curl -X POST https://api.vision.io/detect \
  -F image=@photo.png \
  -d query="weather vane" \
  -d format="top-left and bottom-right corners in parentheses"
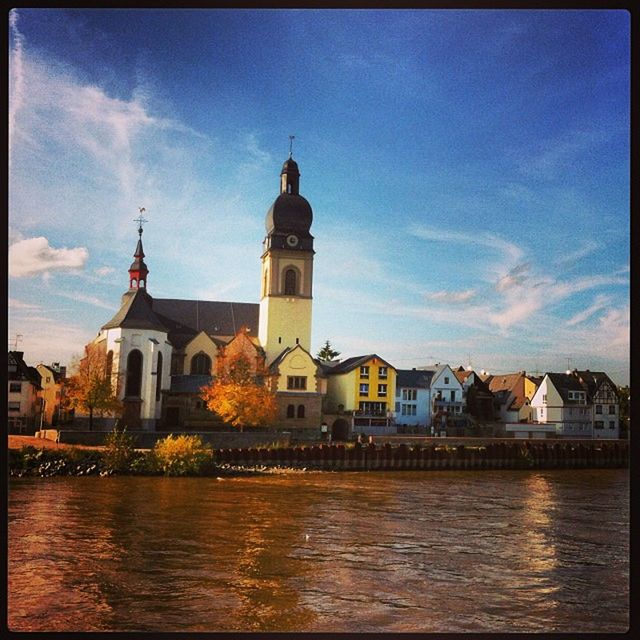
top-left (289, 134), bottom-right (295, 158)
top-left (134, 207), bottom-right (148, 235)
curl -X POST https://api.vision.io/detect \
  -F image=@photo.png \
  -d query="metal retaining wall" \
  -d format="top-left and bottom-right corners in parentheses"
top-left (213, 441), bottom-right (629, 471)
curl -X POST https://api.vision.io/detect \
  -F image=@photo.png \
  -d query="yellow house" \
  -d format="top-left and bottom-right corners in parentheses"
top-left (324, 354), bottom-right (397, 431)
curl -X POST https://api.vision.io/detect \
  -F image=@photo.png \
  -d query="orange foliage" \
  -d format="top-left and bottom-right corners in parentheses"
top-left (200, 336), bottom-right (277, 431)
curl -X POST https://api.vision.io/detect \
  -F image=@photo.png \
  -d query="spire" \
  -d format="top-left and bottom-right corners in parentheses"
top-left (280, 136), bottom-right (300, 195)
top-left (128, 208), bottom-right (149, 290)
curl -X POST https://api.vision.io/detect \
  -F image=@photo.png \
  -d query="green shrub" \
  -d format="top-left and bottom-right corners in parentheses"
top-left (102, 427), bottom-right (137, 473)
top-left (151, 434), bottom-right (213, 476)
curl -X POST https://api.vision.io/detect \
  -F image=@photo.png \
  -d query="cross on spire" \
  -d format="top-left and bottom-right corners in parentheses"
top-left (134, 207), bottom-right (148, 236)
top-left (288, 134), bottom-right (295, 158)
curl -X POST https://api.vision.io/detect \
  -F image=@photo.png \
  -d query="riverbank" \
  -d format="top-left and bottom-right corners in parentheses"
top-left (8, 437), bottom-right (628, 478)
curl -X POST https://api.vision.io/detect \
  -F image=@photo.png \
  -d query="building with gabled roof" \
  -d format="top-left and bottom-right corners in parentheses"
top-left (570, 369), bottom-right (620, 438)
top-left (8, 351), bottom-right (43, 434)
top-left (322, 354), bottom-right (397, 437)
top-left (530, 372), bottom-right (592, 438)
top-left (394, 368), bottom-right (434, 430)
top-left (485, 371), bottom-right (538, 423)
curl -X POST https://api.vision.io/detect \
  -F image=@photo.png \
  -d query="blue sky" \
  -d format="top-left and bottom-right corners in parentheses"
top-left (8, 8), bottom-right (630, 384)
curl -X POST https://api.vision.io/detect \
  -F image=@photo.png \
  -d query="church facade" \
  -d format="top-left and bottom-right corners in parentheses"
top-left (93, 155), bottom-right (326, 431)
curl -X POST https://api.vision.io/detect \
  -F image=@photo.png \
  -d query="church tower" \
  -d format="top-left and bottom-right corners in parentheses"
top-left (258, 153), bottom-right (314, 364)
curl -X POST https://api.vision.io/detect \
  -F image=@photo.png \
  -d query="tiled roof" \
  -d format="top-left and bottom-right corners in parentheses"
top-left (324, 354), bottom-right (394, 375)
top-left (101, 289), bottom-right (169, 332)
top-left (396, 369), bottom-right (435, 389)
top-left (546, 372), bottom-right (587, 403)
top-left (572, 370), bottom-right (616, 400)
top-left (153, 299), bottom-right (259, 349)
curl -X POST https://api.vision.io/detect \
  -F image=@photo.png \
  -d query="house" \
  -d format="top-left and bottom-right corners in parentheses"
top-left (485, 371), bottom-right (538, 423)
top-left (571, 370), bottom-right (620, 439)
top-left (8, 351), bottom-right (43, 434)
top-left (453, 367), bottom-right (495, 422)
top-left (88, 154), bottom-right (326, 431)
top-left (323, 354), bottom-right (397, 438)
top-left (530, 372), bottom-right (592, 438)
top-left (35, 362), bottom-right (69, 427)
top-left (417, 364), bottom-right (465, 432)
top-left (393, 368), bottom-right (434, 431)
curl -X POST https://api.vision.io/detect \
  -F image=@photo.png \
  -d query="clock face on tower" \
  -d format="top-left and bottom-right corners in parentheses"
top-left (286, 234), bottom-right (299, 248)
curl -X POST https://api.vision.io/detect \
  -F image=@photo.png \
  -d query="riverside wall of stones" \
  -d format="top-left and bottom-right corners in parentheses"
top-left (213, 440), bottom-right (629, 471)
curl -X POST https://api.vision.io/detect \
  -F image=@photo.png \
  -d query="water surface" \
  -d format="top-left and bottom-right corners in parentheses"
top-left (8, 469), bottom-right (629, 632)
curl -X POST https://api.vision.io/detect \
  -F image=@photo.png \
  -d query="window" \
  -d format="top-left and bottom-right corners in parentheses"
top-left (609, 421), bottom-right (615, 430)
top-left (297, 405), bottom-right (305, 418)
top-left (444, 377), bottom-right (450, 384)
top-left (191, 353), bottom-right (211, 375)
top-left (125, 350), bottom-right (143, 397)
top-left (609, 405), bottom-right (616, 415)
top-left (594, 421), bottom-right (604, 429)
top-left (287, 376), bottom-right (307, 390)
top-left (284, 269), bottom-right (297, 295)
top-left (46, 376), bottom-right (51, 383)
top-left (402, 389), bottom-right (417, 401)
top-left (595, 405), bottom-right (602, 414)
top-left (542, 394), bottom-right (547, 404)
top-left (106, 350), bottom-right (114, 380)
top-left (378, 384), bottom-right (387, 396)
top-left (9, 401), bottom-right (21, 412)
top-left (379, 366), bottom-right (388, 379)
top-left (359, 383), bottom-right (369, 396)
top-left (9, 364), bottom-right (17, 373)
top-left (450, 390), bottom-right (456, 402)
top-left (9, 382), bottom-right (21, 393)
top-left (287, 405), bottom-right (295, 418)
top-left (360, 366), bottom-right (369, 378)
top-left (395, 402), bottom-right (400, 412)
top-left (156, 352), bottom-right (163, 402)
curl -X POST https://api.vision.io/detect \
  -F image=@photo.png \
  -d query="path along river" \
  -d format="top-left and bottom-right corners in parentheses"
top-left (8, 469), bottom-right (629, 632)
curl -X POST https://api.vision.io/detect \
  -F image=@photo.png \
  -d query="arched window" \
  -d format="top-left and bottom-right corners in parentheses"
top-left (106, 350), bottom-right (113, 381)
top-left (156, 352), bottom-right (163, 402)
top-left (287, 404), bottom-right (295, 419)
top-left (284, 269), bottom-right (297, 295)
top-left (125, 349), bottom-right (143, 397)
top-left (297, 405), bottom-right (305, 419)
top-left (191, 352), bottom-right (212, 375)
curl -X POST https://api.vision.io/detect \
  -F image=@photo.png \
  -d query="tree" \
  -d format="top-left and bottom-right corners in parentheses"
top-left (200, 352), bottom-right (277, 432)
top-left (316, 340), bottom-right (340, 362)
top-left (65, 343), bottom-right (122, 431)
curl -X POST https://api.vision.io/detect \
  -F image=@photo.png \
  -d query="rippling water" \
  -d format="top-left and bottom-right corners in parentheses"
top-left (8, 469), bottom-right (628, 632)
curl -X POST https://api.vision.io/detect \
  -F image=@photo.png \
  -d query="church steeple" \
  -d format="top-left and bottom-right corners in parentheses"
top-left (128, 210), bottom-right (149, 290)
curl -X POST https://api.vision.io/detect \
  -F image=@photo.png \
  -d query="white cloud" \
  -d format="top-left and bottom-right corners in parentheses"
top-left (95, 266), bottom-right (116, 277)
top-left (9, 236), bottom-right (89, 278)
top-left (8, 298), bottom-right (41, 311)
top-left (566, 295), bottom-right (611, 326)
top-left (495, 263), bottom-right (531, 292)
top-left (425, 289), bottom-right (476, 304)
top-left (54, 290), bottom-right (115, 311)
top-left (555, 240), bottom-right (599, 266)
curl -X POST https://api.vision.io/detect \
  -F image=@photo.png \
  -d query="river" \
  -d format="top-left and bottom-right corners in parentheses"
top-left (8, 469), bottom-right (629, 632)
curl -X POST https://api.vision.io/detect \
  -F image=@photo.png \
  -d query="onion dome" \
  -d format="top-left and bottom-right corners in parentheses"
top-left (265, 156), bottom-right (313, 235)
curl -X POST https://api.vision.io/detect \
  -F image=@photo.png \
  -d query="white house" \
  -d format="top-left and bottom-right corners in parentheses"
top-left (417, 364), bottom-right (465, 431)
top-left (530, 372), bottom-right (592, 438)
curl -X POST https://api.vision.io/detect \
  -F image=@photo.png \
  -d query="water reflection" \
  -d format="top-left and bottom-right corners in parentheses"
top-left (8, 470), bottom-right (628, 633)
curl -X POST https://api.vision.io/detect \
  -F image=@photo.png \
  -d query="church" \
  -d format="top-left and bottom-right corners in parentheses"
top-left (94, 154), bottom-right (327, 431)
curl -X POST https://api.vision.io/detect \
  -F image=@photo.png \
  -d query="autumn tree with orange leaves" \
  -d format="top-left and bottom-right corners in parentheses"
top-left (200, 351), bottom-right (277, 432)
top-left (65, 342), bottom-right (122, 431)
